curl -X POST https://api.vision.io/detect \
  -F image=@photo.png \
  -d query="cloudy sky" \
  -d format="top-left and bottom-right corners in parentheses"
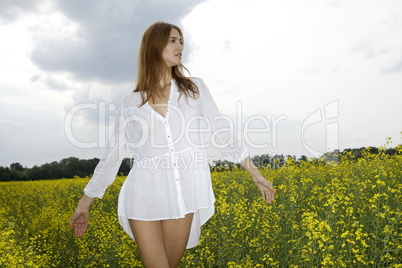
top-left (1, 0), bottom-right (401, 168)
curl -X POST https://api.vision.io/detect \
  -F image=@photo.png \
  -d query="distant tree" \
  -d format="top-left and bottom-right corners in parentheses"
top-left (271, 154), bottom-right (285, 169)
top-left (0, 166), bottom-right (11, 181)
top-left (298, 155), bottom-right (308, 162)
top-left (252, 154), bottom-right (272, 167)
top-left (212, 159), bottom-right (223, 172)
top-left (27, 165), bottom-right (41, 181)
top-left (85, 158), bottom-right (100, 175)
top-left (10, 162), bottom-right (23, 172)
top-left (10, 169), bottom-right (24, 181)
top-left (385, 148), bottom-right (396, 155)
top-left (119, 158), bottom-right (134, 175)
top-left (251, 156), bottom-right (262, 167)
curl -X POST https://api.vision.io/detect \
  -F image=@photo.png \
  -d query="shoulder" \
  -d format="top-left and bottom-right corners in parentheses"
top-left (189, 77), bottom-right (209, 96)
top-left (189, 77), bottom-right (205, 87)
top-left (120, 91), bottom-right (143, 108)
top-left (116, 91), bottom-right (142, 109)
top-left (188, 78), bottom-right (215, 104)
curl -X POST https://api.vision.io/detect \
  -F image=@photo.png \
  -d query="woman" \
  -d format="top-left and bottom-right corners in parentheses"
top-left (70, 21), bottom-right (275, 268)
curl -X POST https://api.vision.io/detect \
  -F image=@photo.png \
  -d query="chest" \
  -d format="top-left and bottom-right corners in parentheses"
top-left (122, 91), bottom-right (201, 145)
top-left (148, 89), bottom-right (170, 118)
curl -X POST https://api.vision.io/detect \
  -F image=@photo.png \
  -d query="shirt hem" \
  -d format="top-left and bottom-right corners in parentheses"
top-left (119, 211), bottom-right (197, 221)
top-left (118, 203), bottom-right (214, 221)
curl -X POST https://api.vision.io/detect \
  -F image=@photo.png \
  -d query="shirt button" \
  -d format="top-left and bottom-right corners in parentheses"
top-left (170, 148), bottom-right (173, 152)
top-left (164, 122), bottom-right (167, 124)
top-left (168, 135), bottom-right (170, 138)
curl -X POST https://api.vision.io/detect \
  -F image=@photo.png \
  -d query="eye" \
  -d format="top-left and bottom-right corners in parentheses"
top-left (170, 39), bottom-right (175, 43)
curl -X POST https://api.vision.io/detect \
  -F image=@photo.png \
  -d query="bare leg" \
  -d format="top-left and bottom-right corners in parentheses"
top-left (162, 213), bottom-right (194, 268)
top-left (129, 213), bottom-right (194, 268)
top-left (129, 219), bottom-right (170, 268)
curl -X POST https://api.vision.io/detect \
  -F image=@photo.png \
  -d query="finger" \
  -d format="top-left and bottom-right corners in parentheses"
top-left (78, 224), bottom-right (85, 238)
top-left (81, 224), bottom-right (87, 237)
top-left (80, 223), bottom-right (87, 237)
top-left (76, 225), bottom-right (80, 238)
top-left (76, 224), bottom-right (81, 238)
top-left (77, 223), bottom-right (84, 238)
top-left (270, 185), bottom-right (276, 193)
top-left (269, 188), bottom-right (275, 203)
top-left (265, 191), bottom-right (271, 204)
top-left (261, 190), bottom-right (266, 202)
top-left (69, 219), bottom-right (73, 230)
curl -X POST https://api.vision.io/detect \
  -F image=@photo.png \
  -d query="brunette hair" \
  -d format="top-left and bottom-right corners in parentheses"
top-left (134, 21), bottom-right (199, 107)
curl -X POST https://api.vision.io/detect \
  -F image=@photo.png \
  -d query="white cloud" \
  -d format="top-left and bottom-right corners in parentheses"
top-left (0, 0), bottom-right (207, 167)
top-left (182, 0), bottom-right (402, 158)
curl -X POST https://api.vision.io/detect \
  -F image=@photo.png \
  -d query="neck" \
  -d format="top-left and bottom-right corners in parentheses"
top-left (160, 67), bottom-right (173, 88)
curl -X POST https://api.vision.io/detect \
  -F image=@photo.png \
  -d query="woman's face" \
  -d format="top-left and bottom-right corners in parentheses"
top-left (162, 28), bottom-right (183, 68)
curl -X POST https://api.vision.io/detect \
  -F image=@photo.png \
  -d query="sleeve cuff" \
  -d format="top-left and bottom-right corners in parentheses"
top-left (83, 188), bottom-right (104, 199)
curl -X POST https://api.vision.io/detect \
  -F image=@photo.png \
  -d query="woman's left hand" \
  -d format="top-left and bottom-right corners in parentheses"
top-left (252, 174), bottom-right (276, 204)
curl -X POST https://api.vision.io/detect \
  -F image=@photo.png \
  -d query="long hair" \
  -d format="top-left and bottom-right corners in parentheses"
top-left (134, 21), bottom-right (199, 107)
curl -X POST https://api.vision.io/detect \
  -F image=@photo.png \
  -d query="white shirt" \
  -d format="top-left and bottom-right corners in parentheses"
top-left (84, 77), bottom-right (249, 248)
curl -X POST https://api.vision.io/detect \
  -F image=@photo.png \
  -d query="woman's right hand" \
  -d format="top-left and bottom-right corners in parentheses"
top-left (70, 208), bottom-right (90, 238)
top-left (69, 194), bottom-right (95, 238)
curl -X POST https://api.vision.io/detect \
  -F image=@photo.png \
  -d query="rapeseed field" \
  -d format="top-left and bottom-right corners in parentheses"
top-left (1, 144), bottom-right (401, 267)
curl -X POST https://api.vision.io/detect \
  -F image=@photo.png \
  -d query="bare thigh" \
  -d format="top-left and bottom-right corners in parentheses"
top-left (129, 219), bottom-right (169, 268)
top-left (129, 213), bottom-right (194, 268)
top-left (162, 213), bottom-right (194, 267)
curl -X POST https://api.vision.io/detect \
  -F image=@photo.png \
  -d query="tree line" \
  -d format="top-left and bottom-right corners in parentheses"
top-left (0, 157), bottom-right (133, 182)
top-left (214, 146), bottom-right (399, 172)
top-left (0, 146), bottom-right (399, 182)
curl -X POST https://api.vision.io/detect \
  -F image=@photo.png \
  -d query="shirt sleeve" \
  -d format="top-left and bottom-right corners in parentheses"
top-left (195, 78), bottom-right (250, 164)
top-left (84, 103), bottom-right (127, 199)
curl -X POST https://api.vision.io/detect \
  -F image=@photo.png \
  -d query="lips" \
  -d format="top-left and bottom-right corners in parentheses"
top-left (176, 53), bottom-right (182, 57)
